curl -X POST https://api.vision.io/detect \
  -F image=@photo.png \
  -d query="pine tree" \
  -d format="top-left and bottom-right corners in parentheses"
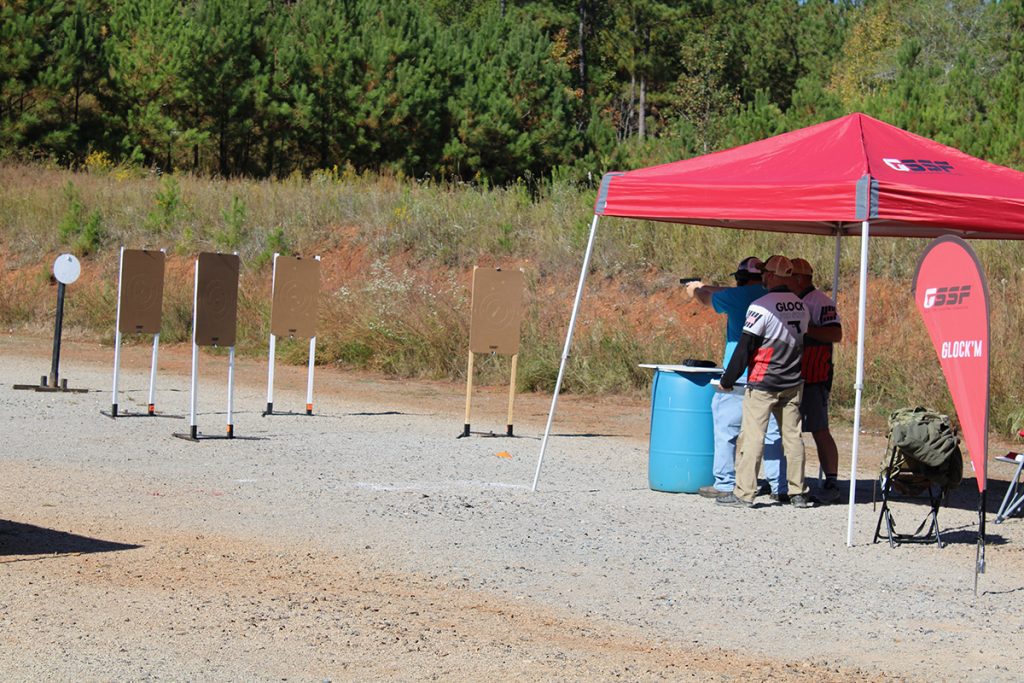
top-left (0, 1), bottom-right (63, 153)
top-left (36, 0), bottom-right (107, 161)
top-left (274, 0), bottom-right (360, 174)
top-left (347, 0), bottom-right (452, 177)
top-left (443, 7), bottom-right (581, 184)
top-left (176, 0), bottom-right (271, 176)
top-left (105, 0), bottom-right (198, 170)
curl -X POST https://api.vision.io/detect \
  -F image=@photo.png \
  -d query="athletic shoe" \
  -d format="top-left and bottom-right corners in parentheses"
top-left (715, 492), bottom-right (753, 508)
top-left (790, 493), bottom-right (815, 509)
top-left (698, 485), bottom-right (730, 499)
top-left (816, 485), bottom-right (841, 504)
top-left (769, 492), bottom-right (790, 504)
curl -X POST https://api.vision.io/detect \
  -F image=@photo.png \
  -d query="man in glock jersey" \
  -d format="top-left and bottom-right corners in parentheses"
top-left (687, 257), bottom-right (787, 501)
top-left (791, 258), bottom-right (843, 504)
top-left (716, 255), bottom-right (813, 509)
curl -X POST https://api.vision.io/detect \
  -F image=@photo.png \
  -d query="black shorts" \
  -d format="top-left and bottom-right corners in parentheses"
top-left (800, 383), bottom-right (830, 433)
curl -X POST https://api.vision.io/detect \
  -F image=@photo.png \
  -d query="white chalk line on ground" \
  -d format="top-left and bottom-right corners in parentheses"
top-left (349, 480), bottom-right (528, 492)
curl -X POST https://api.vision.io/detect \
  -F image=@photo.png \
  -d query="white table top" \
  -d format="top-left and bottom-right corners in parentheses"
top-left (638, 364), bottom-right (724, 374)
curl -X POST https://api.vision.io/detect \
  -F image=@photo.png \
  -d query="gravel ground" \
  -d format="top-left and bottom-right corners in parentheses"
top-left (2, 333), bottom-right (1023, 682)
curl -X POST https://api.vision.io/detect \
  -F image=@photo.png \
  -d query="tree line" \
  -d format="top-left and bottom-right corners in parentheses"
top-left (3, 0), bottom-right (1024, 183)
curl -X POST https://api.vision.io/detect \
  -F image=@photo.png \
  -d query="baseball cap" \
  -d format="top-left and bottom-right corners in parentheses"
top-left (791, 258), bottom-right (813, 276)
top-left (731, 256), bottom-right (763, 277)
top-left (763, 255), bottom-right (794, 277)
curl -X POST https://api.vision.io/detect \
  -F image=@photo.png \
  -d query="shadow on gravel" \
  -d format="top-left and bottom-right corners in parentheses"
top-left (927, 527), bottom-right (1008, 546)
top-left (552, 432), bottom-right (622, 438)
top-left (347, 410), bottom-right (408, 416)
top-left (261, 410), bottom-right (416, 417)
top-left (0, 520), bottom-right (140, 559)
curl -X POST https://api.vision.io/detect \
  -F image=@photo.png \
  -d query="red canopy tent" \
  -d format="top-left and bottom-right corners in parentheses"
top-left (531, 112), bottom-right (1024, 545)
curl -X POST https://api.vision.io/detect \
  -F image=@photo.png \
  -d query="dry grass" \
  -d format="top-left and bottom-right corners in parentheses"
top-left (3, 162), bottom-right (1024, 435)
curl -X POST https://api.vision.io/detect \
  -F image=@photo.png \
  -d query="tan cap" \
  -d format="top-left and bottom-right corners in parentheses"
top-left (790, 258), bottom-right (813, 276)
top-left (763, 255), bottom-right (794, 277)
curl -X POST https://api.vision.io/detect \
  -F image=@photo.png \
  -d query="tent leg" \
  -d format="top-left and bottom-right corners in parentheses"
top-left (532, 214), bottom-right (601, 491)
top-left (846, 220), bottom-right (871, 546)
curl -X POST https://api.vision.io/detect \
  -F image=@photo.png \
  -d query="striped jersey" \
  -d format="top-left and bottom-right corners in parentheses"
top-left (742, 290), bottom-right (810, 391)
top-left (800, 287), bottom-right (841, 385)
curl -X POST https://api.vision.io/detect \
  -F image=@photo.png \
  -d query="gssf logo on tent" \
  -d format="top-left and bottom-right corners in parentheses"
top-left (923, 284), bottom-right (971, 309)
top-left (883, 158), bottom-right (954, 173)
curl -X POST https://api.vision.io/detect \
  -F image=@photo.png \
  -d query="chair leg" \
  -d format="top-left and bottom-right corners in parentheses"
top-left (995, 460), bottom-right (1024, 524)
top-left (875, 477), bottom-right (945, 548)
top-left (874, 474), bottom-right (898, 548)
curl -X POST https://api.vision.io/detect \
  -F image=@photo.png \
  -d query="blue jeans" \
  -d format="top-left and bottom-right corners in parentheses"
top-left (711, 390), bottom-right (786, 493)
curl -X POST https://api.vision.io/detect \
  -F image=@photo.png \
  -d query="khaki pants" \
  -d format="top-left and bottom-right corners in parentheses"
top-left (734, 385), bottom-right (807, 502)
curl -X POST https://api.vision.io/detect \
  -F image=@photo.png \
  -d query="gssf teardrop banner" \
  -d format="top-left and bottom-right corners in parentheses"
top-left (912, 235), bottom-right (990, 494)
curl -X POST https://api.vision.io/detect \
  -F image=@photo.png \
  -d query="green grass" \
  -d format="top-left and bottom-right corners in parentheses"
top-left (3, 162), bottom-right (1024, 437)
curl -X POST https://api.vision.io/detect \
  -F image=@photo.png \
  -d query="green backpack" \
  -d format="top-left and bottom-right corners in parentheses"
top-left (882, 407), bottom-right (964, 490)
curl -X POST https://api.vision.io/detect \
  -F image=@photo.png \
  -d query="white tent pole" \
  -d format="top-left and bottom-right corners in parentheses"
top-left (532, 214), bottom-right (601, 491)
top-left (846, 220), bottom-right (871, 547)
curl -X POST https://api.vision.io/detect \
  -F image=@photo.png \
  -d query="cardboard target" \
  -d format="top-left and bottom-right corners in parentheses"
top-left (270, 256), bottom-right (320, 339)
top-left (118, 249), bottom-right (165, 334)
top-left (195, 252), bottom-right (240, 347)
top-left (469, 267), bottom-right (524, 355)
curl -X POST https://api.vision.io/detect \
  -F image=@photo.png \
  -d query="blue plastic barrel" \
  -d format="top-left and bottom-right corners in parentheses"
top-left (648, 369), bottom-right (718, 493)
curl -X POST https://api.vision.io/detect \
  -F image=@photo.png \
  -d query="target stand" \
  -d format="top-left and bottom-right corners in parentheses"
top-left (459, 267), bottom-right (525, 439)
top-left (14, 254), bottom-right (89, 394)
top-left (173, 252), bottom-right (241, 441)
top-left (103, 248), bottom-right (166, 418)
top-left (263, 254), bottom-right (321, 417)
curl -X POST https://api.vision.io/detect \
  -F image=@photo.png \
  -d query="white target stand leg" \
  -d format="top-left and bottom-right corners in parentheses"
top-left (306, 335), bottom-right (316, 415)
top-left (306, 254), bottom-right (320, 416)
top-left (506, 353), bottom-right (518, 437)
top-left (176, 251), bottom-right (239, 442)
top-left (187, 341), bottom-right (199, 439)
top-left (226, 346), bottom-right (236, 438)
top-left (265, 332), bottom-right (277, 415)
top-left (186, 261), bottom-right (200, 440)
top-left (111, 329), bottom-right (123, 417)
top-left (108, 247), bottom-right (126, 418)
top-left (148, 333), bottom-right (160, 415)
top-left (460, 350), bottom-right (475, 438)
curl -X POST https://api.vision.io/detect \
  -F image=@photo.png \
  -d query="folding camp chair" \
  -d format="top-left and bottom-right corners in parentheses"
top-left (994, 450), bottom-right (1024, 524)
top-left (874, 454), bottom-right (946, 547)
top-left (873, 408), bottom-right (963, 549)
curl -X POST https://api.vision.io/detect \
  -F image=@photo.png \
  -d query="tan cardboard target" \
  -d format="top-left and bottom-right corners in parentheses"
top-left (270, 256), bottom-right (320, 339)
top-left (195, 252), bottom-right (240, 347)
top-left (118, 249), bottom-right (166, 334)
top-left (469, 267), bottom-right (524, 355)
